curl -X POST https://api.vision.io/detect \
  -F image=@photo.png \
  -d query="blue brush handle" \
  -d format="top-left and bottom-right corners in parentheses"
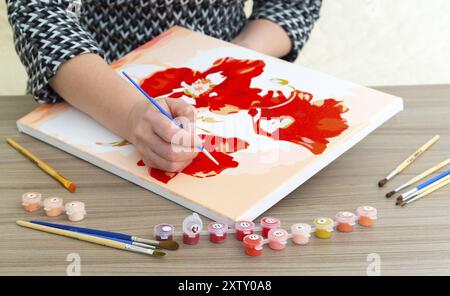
top-left (122, 71), bottom-right (206, 152)
top-left (122, 71), bottom-right (177, 123)
top-left (30, 220), bottom-right (132, 241)
top-left (416, 169), bottom-right (450, 190)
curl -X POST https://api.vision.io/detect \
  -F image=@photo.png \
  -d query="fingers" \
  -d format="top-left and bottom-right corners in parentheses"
top-left (136, 142), bottom-right (192, 172)
top-left (166, 98), bottom-right (196, 123)
top-left (150, 111), bottom-right (203, 148)
top-left (148, 129), bottom-right (198, 162)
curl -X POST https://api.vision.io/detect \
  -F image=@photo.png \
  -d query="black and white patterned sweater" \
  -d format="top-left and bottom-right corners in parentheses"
top-left (7, 0), bottom-right (322, 103)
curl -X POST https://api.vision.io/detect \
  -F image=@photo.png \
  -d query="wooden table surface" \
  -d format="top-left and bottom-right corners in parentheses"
top-left (1, 85), bottom-right (449, 276)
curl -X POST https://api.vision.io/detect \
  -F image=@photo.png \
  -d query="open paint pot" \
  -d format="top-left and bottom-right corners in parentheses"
top-left (267, 228), bottom-right (289, 251)
top-left (43, 197), bottom-right (64, 217)
top-left (290, 223), bottom-right (312, 245)
top-left (243, 234), bottom-right (264, 257)
top-left (65, 201), bottom-right (86, 222)
top-left (260, 217), bottom-right (281, 238)
top-left (154, 224), bottom-right (174, 241)
top-left (356, 206), bottom-right (377, 227)
top-left (22, 192), bottom-right (42, 212)
top-left (182, 213), bottom-right (203, 245)
top-left (234, 220), bottom-right (255, 241)
top-left (313, 217), bottom-right (334, 239)
top-left (208, 222), bottom-right (228, 244)
top-left (335, 211), bottom-right (357, 232)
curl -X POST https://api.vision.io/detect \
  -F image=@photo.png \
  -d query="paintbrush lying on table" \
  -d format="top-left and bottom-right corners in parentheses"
top-left (30, 220), bottom-right (179, 250)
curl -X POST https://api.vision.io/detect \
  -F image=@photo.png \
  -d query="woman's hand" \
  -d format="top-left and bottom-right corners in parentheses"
top-left (127, 98), bottom-right (202, 172)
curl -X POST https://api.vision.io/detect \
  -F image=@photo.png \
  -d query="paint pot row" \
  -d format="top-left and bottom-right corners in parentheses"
top-left (21, 192), bottom-right (86, 222)
top-left (243, 206), bottom-right (378, 256)
top-left (152, 206), bottom-right (377, 248)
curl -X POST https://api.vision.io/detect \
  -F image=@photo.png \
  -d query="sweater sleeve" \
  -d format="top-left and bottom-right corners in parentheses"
top-left (250, 0), bottom-right (322, 62)
top-left (6, 0), bottom-right (103, 103)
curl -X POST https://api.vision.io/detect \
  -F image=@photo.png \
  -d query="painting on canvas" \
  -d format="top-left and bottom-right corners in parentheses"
top-left (17, 26), bottom-right (403, 223)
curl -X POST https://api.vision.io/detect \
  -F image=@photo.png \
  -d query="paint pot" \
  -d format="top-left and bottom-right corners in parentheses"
top-left (182, 213), bottom-right (203, 245)
top-left (65, 201), bottom-right (86, 222)
top-left (313, 217), bottom-right (334, 239)
top-left (290, 223), bottom-right (312, 245)
top-left (243, 234), bottom-right (264, 257)
top-left (22, 192), bottom-right (42, 212)
top-left (335, 211), bottom-right (357, 232)
top-left (356, 206), bottom-right (377, 227)
top-left (208, 222), bottom-right (228, 244)
top-left (153, 224), bottom-right (174, 241)
top-left (43, 197), bottom-right (64, 217)
top-left (234, 220), bottom-right (255, 241)
top-left (267, 228), bottom-right (289, 251)
top-left (260, 217), bottom-right (281, 238)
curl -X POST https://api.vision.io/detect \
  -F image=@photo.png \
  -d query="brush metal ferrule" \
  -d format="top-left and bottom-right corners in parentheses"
top-left (131, 236), bottom-right (159, 246)
top-left (385, 170), bottom-right (398, 181)
top-left (132, 242), bottom-right (156, 249)
top-left (125, 244), bottom-right (156, 256)
top-left (401, 188), bottom-right (417, 199)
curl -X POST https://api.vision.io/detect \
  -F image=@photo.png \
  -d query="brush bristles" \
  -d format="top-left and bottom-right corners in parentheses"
top-left (159, 240), bottom-right (179, 250)
top-left (153, 250), bottom-right (166, 257)
top-left (386, 191), bottom-right (395, 198)
top-left (395, 196), bottom-right (403, 205)
top-left (378, 178), bottom-right (388, 187)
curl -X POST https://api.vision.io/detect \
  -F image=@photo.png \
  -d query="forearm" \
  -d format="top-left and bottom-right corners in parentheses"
top-left (232, 19), bottom-right (292, 58)
top-left (49, 53), bottom-right (144, 141)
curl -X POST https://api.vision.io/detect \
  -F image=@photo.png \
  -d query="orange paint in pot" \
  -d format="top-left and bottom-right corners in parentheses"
top-left (290, 223), bottom-right (312, 245)
top-left (65, 201), bottom-right (86, 222)
top-left (335, 211), bottom-right (357, 232)
top-left (356, 206), bottom-right (377, 227)
top-left (267, 228), bottom-right (289, 251)
top-left (43, 197), bottom-right (64, 217)
top-left (22, 192), bottom-right (42, 212)
top-left (243, 234), bottom-right (264, 256)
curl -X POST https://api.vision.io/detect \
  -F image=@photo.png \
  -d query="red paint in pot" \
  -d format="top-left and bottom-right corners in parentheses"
top-left (234, 220), bottom-right (255, 241)
top-left (183, 233), bottom-right (200, 245)
top-left (260, 217), bottom-right (281, 238)
top-left (208, 222), bottom-right (228, 244)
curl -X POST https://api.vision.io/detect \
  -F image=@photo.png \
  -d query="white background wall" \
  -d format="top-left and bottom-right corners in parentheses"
top-left (1, 0), bottom-right (450, 96)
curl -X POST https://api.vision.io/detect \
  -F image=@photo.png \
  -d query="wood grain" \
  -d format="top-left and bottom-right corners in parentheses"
top-left (0, 85), bottom-right (449, 275)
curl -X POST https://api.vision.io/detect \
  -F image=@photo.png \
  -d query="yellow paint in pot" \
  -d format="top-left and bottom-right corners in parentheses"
top-left (313, 217), bottom-right (334, 239)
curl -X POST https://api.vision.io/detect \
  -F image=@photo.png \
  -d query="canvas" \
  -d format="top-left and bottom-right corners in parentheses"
top-left (17, 26), bottom-right (403, 224)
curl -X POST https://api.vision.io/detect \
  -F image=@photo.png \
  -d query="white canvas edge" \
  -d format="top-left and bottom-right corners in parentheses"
top-left (236, 97), bottom-right (404, 222)
top-left (16, 121), bottom-right (235, 225)
top-left (16, 96), bottom-right (402, 225)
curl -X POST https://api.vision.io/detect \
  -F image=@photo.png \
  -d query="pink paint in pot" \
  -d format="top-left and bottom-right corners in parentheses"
top-left (290, 223), bottom-right (312, 245)
top-left (260, 217), bottom-right (281, 238)
top-left (182, 213), bottom-right (203, 245)
top-left (21, 192), bottom-right (42, 212)
top-left (208, 222), bottom-right (228, 244)
top-left (64, 201), bottom-right (86, 222)
top-left (154, 224), bottom-right (174, 241)
top-left (267, 228), bottom-right (288, 251)
top-left (43, 197), bottom-right (64, 217)
top-left (234, 220), bottom-right (255, 241)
